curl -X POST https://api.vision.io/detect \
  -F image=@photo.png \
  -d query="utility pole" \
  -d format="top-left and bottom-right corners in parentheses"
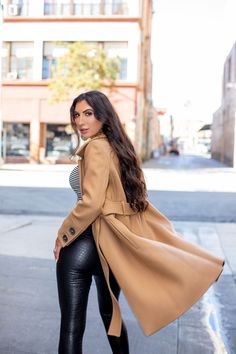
top-left (0, 1), bottom-right (3, 165)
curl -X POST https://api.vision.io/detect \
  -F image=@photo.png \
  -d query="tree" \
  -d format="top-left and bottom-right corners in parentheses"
top-left (48, 42), bottom-right (119, 103)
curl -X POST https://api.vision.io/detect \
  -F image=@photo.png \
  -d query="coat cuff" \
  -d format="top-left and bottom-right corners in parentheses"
top-left (57, 214), bottom-right (80, 246)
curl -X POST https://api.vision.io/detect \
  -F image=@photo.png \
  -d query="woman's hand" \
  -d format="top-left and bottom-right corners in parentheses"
top-left (53, 238), bottom-right (62, 261)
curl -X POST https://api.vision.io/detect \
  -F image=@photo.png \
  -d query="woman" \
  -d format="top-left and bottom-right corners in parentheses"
top-left (54, 90), bottom-right (224, 354)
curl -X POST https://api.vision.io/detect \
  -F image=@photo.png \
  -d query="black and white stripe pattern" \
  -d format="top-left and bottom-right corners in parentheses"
top-left (69, 165), bottom-right (82, 201)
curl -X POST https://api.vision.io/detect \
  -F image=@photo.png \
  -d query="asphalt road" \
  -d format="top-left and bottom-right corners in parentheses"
top-left (0, 153), bottom-right (235, 222)
top-left (0, 186), bottom-right (236, 223)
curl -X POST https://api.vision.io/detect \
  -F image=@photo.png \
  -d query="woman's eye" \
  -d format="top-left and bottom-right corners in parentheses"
top-left (74, 113), bottom-right (79, 119)
top-left (85, 111), bottom-right (93, 116)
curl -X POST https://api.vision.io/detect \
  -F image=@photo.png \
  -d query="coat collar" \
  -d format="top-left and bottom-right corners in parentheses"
top-left (75, 133), bottom-right (107, 158)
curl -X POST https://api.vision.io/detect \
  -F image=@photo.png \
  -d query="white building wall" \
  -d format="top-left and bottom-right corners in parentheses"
top-left (3, 21), bottom-right (140, 82)
top-left (34, 41), bottom-right (44, 81)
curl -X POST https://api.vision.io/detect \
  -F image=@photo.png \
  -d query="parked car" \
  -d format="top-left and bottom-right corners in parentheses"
top-left (168, 139), bottom-right (180, 155)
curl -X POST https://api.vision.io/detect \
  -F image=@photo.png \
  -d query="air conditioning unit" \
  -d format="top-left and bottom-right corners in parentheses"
top-left (6, 71), bottom-right (18, 80)
top-left (8, 4), bottom-right (18, 16)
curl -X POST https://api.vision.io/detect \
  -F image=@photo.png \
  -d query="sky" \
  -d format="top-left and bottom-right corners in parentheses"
top-left (151, 0), bottom-right (236, 122)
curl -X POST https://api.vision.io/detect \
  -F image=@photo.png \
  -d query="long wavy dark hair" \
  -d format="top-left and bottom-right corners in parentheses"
top-left (70, 90), bottom-right (147, 212)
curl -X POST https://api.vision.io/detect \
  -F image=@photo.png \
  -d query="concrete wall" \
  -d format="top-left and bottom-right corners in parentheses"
top-left (211, 107), bottom-right (223, 162)
top-left (212, 42), bottom-right (236, 167)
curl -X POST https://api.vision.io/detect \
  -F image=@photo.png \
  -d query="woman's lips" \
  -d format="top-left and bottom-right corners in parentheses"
top-left (80, 129), bottom-right (88, 134)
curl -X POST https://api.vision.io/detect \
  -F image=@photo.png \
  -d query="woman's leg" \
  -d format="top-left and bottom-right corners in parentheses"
top-left (94, 270), bottom-right (129, 354)
top-left (56, 228), bottom-right (98, 354)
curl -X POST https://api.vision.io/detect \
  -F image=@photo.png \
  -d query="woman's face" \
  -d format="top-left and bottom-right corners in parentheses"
top-left (73, 100), bottom-right (103, 139)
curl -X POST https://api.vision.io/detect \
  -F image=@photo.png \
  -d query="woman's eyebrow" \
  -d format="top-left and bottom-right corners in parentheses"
top-left (74, 108), bottom-right (93, 115)
top-left (82, 108), bottom-right (93, 113)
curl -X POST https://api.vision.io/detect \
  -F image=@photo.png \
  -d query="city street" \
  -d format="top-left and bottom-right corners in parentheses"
top-left (0, 154), bottom-right (236, 222)
top-left (0, 153), bottom-right (236, 354)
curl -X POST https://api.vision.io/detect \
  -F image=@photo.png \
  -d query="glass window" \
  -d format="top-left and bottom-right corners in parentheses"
top-left (42, 41), bottom-right (127, 81)
top-left (74, 0), bottom-right (100, 15)
top-left (1, 43), bottom-right (9, 80)
top-left (104, 0), bottom-right (128, 15)
top-left (44, 0), bottom-right (71, 15)
top-left (228, 57), bottom-right (231, 83)
top-left (4, 123), bottom-right (30, 157)
top-left (43, 42), bottom-right (69, 79)
top-left (6, 0), bottom-right (29, 16)
top-left (103, 42), bottom-right (128, 80)
top-left (46, 124), bottom-right (75, 159)
top-left (112, 0), bottom-right (128, 15)
top-left (2, 42), bottom-right (34, 80)
top-left (43, 1), bottom-right (128, 16)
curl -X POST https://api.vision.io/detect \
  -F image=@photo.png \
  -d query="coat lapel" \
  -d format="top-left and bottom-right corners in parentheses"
top-left (75, 134), bottom-right (107, 158)
top-left (75, 134), bottom-right (107, 194)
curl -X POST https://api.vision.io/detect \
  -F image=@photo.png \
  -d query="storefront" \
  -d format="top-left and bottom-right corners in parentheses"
top-left (1, 121), bottom-right (79, 163)
top-left (1, 83), bottom-right (137, 164)
top-left (45, 123), bottom-right (77, 162)
top-left (2, 122), bottom-right (30, 162)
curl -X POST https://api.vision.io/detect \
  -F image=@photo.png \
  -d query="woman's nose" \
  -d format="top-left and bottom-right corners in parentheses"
top-left (77, 114), bottom-right (86, 126)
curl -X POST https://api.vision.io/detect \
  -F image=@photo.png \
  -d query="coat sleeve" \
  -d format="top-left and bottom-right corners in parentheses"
top-left (57, 139), bottom-right (111, 247)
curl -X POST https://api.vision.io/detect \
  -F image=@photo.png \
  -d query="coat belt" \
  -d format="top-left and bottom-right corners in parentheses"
top-left (102, 200), bottom-right (137, 216)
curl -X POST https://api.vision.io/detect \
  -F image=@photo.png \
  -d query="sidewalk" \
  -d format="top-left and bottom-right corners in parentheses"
top-left (0, 215), bottom-right (235, 354)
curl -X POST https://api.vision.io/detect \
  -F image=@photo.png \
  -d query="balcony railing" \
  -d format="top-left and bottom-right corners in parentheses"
top-left (44, 2), bottom-right (129, 16)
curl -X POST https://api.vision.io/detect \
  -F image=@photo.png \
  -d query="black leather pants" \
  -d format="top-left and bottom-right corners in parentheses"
top-left (56, 225), bottom-right (129, 354)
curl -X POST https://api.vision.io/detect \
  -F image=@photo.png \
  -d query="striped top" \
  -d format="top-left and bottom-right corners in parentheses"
top-left (69, 165), bottom-right (82, 201)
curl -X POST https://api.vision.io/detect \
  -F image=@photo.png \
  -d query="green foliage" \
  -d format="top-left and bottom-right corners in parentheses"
top-left (48, 42), bottom-right (119, 103)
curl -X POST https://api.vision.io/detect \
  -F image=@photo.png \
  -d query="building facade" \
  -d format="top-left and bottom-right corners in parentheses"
top-left (1, 0), bottom-right (155, 163)
top-left (212, 42), bottom-right (236, 167)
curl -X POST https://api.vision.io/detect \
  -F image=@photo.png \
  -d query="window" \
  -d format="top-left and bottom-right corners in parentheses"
top-left (44, 0), bottom-right (71, 15)
top-left (4, 123), bottom-right (30, 157)
top-left (1, 43), bottom-right (9, 80)
top-left (103, 42), bottom-right (128, 80)
top-left (43, 42), bottom-right (69, 79)
top-left (73, 0), bottom-right (100, 15)
top-left (42, 41), bottom-right (127, 80)
top-left (46, 124), bottom-right (74, 159)
top-left (104, 0), bottom-right (128, 15)
top-left (44, 0), bottom-right (128, 16)
top-left (2, 42), bottom-right (34, 80)
top-left (6, 0), bottom-right (29, 16)
top-left (227, 57), bottom-right (232, 83)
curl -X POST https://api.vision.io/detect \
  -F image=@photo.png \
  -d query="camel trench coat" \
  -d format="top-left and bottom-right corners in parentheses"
top-left (57, 134), bottom-right (224, 337)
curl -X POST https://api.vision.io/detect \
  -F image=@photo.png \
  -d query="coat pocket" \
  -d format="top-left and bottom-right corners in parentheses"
top-left (105, 215), bottom-right (139, 249)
